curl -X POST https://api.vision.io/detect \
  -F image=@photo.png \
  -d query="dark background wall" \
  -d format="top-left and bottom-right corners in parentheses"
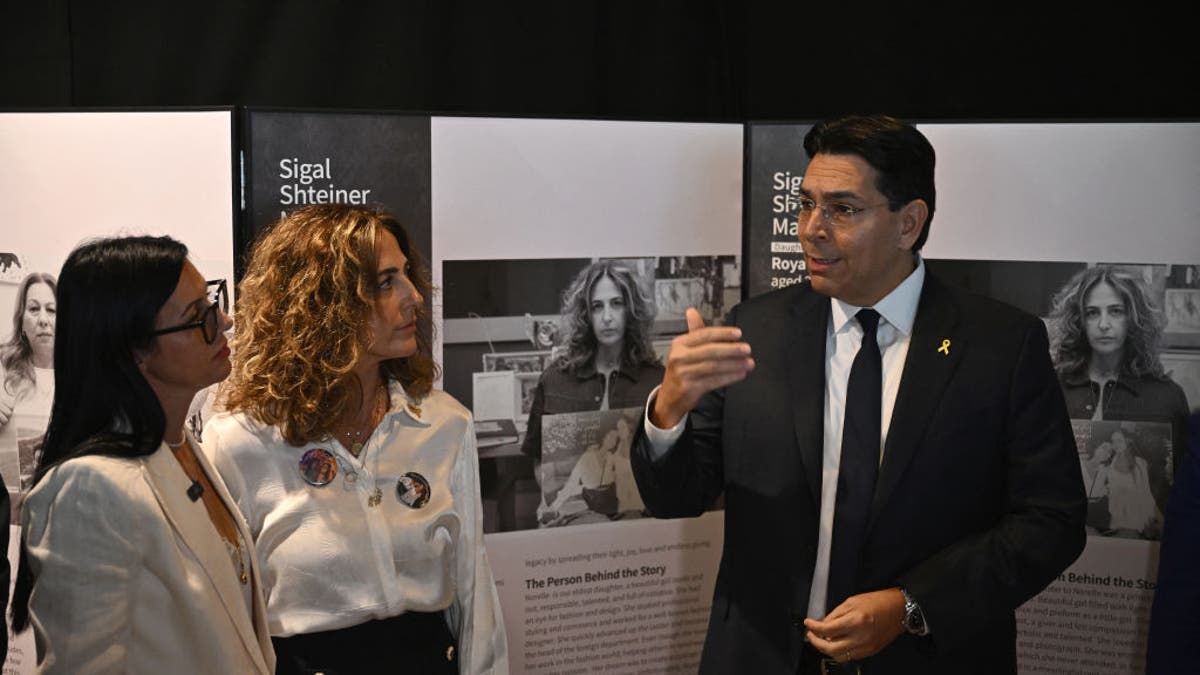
top-left (3, 2), bottom-right (1195, 120)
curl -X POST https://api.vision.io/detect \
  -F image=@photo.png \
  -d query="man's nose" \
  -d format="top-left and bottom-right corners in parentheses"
top-left (798, 208), bottom-right (826, 242)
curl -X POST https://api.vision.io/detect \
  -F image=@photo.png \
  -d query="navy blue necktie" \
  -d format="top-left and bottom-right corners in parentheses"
top-left (826, 308), bottom-right (882, 614)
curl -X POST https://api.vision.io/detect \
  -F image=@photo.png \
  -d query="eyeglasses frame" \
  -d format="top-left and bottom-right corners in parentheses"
top-left (149, 279), bottom-right (228, 345)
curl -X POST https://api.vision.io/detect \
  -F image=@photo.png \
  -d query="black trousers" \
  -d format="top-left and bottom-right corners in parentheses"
top-left (272, 611), bottom-right (458, 675)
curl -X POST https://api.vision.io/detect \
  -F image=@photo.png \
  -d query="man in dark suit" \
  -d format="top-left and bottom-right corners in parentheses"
top-left (632, 114), bottom-right (1086, 673)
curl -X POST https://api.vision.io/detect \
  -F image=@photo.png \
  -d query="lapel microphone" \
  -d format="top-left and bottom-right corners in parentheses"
top-left (187, 480), bottom-right (204, 502)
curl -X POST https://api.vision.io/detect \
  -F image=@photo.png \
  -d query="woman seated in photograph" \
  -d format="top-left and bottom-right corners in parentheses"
top-left (1048, 266), bottom-right (1190, 467)
top-left (11, 236), bottom-right (275, 674)
top-left (541, 426), bottom-right (618, 525)
top-left (521, 260), bottom-right (663, 519)
top-left (540, 415), bottom-right (643, 526)
top-left (204, 204), bottom-right (506, 674)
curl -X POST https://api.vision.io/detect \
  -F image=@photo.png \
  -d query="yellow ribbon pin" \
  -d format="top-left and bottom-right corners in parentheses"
top-left (938, 339), bottom-right (951, 355)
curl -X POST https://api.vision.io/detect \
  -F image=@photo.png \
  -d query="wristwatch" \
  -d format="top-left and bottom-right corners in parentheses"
top-left (899, 587), bottom-right (930, 636)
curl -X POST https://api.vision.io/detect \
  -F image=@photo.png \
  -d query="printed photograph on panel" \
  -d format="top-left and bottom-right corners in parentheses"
top-left (1044, 264), bottom-right (1193, 461)
top-left (442, 255), bottom-right (739, 532)
top-left (538, 408), bottom-right (642, 527)
top-left (927, 258), bottom-right (1195, 530)
top-left (0, 252), bottom-right (57, 521)
top-left (1074, 419), bottom-right (1172, 540)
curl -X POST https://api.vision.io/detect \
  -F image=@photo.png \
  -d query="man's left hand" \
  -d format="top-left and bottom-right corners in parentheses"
top-left (803, 588), bottom-right (906, 663)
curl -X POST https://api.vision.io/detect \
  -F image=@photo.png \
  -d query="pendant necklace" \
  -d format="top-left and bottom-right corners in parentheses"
top-left (365, 429), bottom-right (384, 507)
top-left (335, 382), bottom-right (388, 506)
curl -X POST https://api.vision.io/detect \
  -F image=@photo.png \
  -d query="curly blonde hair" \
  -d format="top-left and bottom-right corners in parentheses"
top-left (223, 204), bottom-right (436, 446)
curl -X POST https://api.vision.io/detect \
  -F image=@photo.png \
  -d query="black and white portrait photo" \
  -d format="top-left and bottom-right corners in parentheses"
top-left (441, 255), bottom-right (738, 532)
top-left (1074, 419), bottom-right (1172, 540)
top-left (0, 255), bottom-right (58, 520)
top-left (928, 258), bottom-right (1195, 486)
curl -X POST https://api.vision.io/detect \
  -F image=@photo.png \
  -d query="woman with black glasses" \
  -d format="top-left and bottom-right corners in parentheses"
top-left (10, 236), bottom-right (275, 674)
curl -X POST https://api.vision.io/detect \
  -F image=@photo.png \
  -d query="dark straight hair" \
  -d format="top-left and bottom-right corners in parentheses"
top-left (803, 114), bottom-right (937, 251)
top-left (11, 235), bottom-right (188, 632)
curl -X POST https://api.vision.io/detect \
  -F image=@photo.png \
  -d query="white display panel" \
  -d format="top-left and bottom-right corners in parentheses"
top-left (921, 122), bottom-right (1200, 264)
top-left (0, 110), bottom-right (235, 674)
top-left (433, 116), bottom-right (742, 674)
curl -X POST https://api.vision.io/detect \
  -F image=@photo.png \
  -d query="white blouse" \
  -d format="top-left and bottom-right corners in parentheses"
top-left (202, 382), bottom-right (508, 674)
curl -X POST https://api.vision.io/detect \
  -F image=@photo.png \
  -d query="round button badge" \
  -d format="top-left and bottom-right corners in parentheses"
top-left (396, 472), bottom-right (431, 509)
top-left (299, 448), bottom-right (338, 487)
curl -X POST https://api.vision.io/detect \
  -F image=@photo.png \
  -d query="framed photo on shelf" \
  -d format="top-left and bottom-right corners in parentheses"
top-left (481, 350), bottom-right (552, 373)
top-left (1164, 288), bottom-right (1200, 348)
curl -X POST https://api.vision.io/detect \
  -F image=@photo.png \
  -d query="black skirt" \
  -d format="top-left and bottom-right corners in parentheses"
top-left (272, 611), bottom-right (458, 675)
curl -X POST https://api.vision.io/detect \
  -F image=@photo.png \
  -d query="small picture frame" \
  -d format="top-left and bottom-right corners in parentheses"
top-left (481, 350), bottom-right (551, 373)
top-left (1164, 288), bottom-right (1200, 348)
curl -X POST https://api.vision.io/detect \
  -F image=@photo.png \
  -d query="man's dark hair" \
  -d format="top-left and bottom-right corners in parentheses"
top-left (803, 114), bottom-right (937, 251)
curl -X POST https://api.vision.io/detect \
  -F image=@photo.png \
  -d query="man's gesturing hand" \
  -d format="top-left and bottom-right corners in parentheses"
top-left (649, 307), bottom-right (754, 429)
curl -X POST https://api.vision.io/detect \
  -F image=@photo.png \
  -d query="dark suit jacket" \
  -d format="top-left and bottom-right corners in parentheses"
top-left (633, 275), bottom-right (1087, 674)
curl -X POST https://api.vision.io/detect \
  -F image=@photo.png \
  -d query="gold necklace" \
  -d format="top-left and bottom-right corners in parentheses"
top-left (336, 383), bottom-right (387, 457)
top-left (333, 381), bottom-right (389, 506)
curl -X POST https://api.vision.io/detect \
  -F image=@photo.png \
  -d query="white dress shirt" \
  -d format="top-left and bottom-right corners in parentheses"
top-left (646, 258), bottom-right (926, 620)
top-left (203, 381), bottom-right (508, 674)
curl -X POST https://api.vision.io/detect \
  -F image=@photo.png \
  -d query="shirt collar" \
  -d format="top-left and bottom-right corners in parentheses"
top-left (1061, 369), bottom-right (1142, 394)
top-left (830, 255), bottom-right (925, 336)
top-left (573, 360), bottom-right (638, 381)
top-left (385, 378), bottom-right (431, 427)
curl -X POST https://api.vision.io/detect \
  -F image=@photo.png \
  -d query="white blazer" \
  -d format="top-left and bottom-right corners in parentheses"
top-left (22, 433), bottom-right (275, 674)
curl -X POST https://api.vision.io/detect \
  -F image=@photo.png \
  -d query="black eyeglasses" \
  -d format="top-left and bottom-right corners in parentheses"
top-left (150, 279), bottom-right (228, 345)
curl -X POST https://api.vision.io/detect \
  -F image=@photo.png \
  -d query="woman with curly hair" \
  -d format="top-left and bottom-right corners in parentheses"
top-left (521, 260), bottom-right (663, 525)
top-left (203, 204), bottom-right (505, 674)
top-left (1, 272), bottom-right (56, 498)
top-left (1048, 266), bottom-right (1189, 465)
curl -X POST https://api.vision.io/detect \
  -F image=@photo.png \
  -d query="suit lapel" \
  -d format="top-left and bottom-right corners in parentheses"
top-left (870, 276), bottom-right (964, 527)
top-left (788, 287), bottom-right (830, 508)
top-left (143, 439), bottom-right (270, 674)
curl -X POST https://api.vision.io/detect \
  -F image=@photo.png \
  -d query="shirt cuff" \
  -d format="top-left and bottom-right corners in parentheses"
top-left (643, 385), bottom-right (686, 461)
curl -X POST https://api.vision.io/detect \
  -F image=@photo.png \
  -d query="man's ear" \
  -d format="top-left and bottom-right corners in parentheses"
top-left (897, 199), bottom-right (928, 251)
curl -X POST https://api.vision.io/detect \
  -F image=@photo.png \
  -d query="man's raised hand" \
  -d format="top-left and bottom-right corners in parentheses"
top-left (650, 307), bottom-right (754, 429)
